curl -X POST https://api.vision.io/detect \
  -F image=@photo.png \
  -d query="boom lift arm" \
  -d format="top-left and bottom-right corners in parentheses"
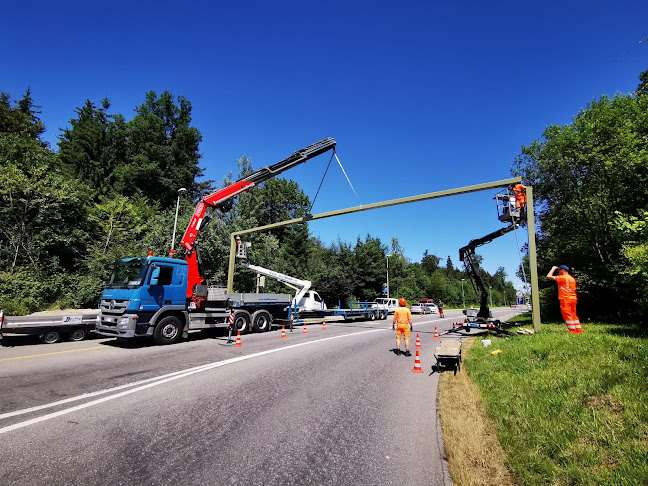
top-left (459, 224), bottom-right (518, 320)
top-left (180, 137), bottom-right (336, 303)
top-left (239, 263), bottom-right (312, 309)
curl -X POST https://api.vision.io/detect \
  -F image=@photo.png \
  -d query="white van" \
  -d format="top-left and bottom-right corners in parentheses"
top-left (375, 298), bottom-right (398, 314)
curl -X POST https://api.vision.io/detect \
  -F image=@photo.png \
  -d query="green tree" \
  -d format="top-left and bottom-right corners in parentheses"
top-left (637, 69), bottom-right (648, 97)
top-left (421, 250), bottom-right (440, 275)
top-left (58, 98), bottom-right (117, 197)
top-left (0, 135), bottom-right (89, 272)
top-left (116, 91), bottom-right (203, 208)
top-left (352, 235), bottom-right (387, 300)
top-left (0, 89), bottom-right (45, 140)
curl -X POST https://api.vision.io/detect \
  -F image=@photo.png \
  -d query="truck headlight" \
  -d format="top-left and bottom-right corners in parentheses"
top-left (118, 317), bottom-right (130, 329)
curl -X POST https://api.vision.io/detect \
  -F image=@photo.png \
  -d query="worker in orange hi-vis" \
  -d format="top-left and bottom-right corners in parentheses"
top-left (547, 265), bottom-right (583, 334)
top-left (511, 183), bottom-right (527, 210)
top-left (392, 298), bottom-right (413, 356)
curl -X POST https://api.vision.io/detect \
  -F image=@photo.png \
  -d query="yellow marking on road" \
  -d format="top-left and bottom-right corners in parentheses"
top-left (0, 346), bottom-right (106, 362)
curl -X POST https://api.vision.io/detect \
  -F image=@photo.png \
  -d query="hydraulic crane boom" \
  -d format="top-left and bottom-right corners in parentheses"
top-left (459, 224), bottom-right (518, 319)
top-left (239, 263), bottom-right (312, 309)
top-left (180, 137), bottom-right (336, 302)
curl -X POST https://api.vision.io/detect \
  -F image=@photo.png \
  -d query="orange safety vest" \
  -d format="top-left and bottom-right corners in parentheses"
top-left (511, 184), bottom-right (527, 209)
top-left (394, 307), bottom-right (411, 327)
top-left (555, 274), bottom-right (577, 301)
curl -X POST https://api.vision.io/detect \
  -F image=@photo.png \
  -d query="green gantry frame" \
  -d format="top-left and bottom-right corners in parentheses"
top-left (228, 177), bottom-right (541, 332)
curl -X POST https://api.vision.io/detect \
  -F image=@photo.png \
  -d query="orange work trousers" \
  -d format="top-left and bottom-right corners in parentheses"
top-left (560, 299), bottom-right (582, 334)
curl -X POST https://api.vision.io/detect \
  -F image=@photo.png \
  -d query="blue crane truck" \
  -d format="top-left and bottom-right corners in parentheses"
top-left (95, 255), bottom-right (294, 344)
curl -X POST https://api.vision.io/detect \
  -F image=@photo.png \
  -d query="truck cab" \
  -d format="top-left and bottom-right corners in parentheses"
top-left (296, 290), bottom-right (327, 312)
top-left (96, 257), bottom-right (189, 342)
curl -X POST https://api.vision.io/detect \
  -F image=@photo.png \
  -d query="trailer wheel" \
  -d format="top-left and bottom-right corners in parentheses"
top-left (40, 330), bottom-right (62, 344)
top-left (379, 311), bottom-right (387, 320)
top-left (154, 316), bottom-right (183, 345)
top-left (69, 329), bottom-right (87, 342)
top-left (369, 311), bottom-right (376, 321)
top-left (233, 311), bottom-right (251, 334)
top-left (251, 310), bottom-right (272, 332)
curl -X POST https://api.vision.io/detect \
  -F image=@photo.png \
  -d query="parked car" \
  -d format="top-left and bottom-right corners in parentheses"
top-left (422, 302), bottom-right (438, 314)
top-left (410, 303), bottom-right (433, 314)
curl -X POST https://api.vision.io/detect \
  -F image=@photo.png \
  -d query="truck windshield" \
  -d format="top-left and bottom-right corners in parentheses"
top-left (108, 259), bottom-right (149, 288)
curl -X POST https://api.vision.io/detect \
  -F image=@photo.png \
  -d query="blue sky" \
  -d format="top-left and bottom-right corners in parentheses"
top-left (4, 1), bottom-right (647, 289)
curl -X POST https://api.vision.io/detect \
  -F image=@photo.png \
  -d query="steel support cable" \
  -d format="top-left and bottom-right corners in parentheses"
top-left (309, 150), bottom-right (335, 212)
top-left (334, 152), bottom-right (363, 206)
top-left (309, 150), bottom-right (363, 212)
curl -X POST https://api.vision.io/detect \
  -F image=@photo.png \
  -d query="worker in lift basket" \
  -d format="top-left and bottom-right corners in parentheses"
top-left (511, 183), bottom-right (527, 211)
top-left (546, 265), bottom-right (583, 334)
top-left (392, 298), bottom-right (412, 356)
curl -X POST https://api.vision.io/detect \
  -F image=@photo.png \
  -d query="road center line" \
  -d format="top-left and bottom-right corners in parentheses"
top-left (0, 328), bottom-right (386, 435)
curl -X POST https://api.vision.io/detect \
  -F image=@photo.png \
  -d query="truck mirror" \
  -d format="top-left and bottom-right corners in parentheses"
top-left (149, 267), bottom-right (161, 286)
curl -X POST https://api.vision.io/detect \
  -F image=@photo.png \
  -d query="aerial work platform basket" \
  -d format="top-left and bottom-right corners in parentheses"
top-left (495, 185), bottom-right (527, 224)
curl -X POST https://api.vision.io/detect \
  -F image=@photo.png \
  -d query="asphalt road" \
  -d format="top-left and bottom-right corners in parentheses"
top-left (0, 307), bottom-right (523, 486)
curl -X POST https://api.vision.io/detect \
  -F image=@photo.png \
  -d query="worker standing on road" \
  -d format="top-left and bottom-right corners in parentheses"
top-left (438, 300), bottom-right (444, 318)
top-left (392, 298), bottom-right (412, 356)
top-left (547, 265), bottom-right (583, 334)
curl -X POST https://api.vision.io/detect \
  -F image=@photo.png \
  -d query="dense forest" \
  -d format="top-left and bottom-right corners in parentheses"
top-left (2, 69), bottom-right (648, 324)
top-left (0, 89), bottom-right (513, 315)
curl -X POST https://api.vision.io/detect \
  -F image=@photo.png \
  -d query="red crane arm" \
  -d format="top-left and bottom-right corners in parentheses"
top-left (180, 137), bottom-right (336, 302)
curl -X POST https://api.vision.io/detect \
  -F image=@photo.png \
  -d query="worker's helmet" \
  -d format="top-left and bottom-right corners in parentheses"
top-left (399, 298), bottom-right (407, 307)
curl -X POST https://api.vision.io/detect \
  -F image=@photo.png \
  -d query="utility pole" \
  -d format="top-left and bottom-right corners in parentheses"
top-left (461, 278), bottom-right (466, 309)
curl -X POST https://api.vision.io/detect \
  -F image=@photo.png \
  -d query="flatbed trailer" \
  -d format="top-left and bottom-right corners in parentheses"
top-left (326, 301), bottom-right (389, 321)
top-left (265, 301), bottom-right (389, 329)
top-left (0, 310), bottom-right (99, 344)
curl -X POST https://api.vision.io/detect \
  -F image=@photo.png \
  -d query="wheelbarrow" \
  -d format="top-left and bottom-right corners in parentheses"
top-left (433, 340), bottom-right (462, 375)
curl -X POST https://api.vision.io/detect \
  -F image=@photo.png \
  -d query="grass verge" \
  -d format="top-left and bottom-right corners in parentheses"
top-left (460, 315), bottom-right (648, 485)
top-left (438, 337), bottom-right (516, 485)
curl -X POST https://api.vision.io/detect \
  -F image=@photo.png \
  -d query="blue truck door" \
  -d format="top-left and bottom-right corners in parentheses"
top-left (141, 264), bottom-right (185, 310)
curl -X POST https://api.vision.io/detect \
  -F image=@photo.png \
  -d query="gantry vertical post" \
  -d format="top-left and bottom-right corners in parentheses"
top-left (227, 234), bottom-right (236, 293)
top-left (526, 186), bottom-right (541, 332)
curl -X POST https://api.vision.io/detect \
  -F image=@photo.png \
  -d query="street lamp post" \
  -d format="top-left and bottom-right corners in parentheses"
top-left (460, 278), bottom-right (465, 309)
top-left (386, 253), bottom-right (392, 298)
top-left (169, 187), bottom-right (187, 257)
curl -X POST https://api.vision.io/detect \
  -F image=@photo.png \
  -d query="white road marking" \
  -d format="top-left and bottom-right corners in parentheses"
top-left (0, 328), bottom-right (385, 435)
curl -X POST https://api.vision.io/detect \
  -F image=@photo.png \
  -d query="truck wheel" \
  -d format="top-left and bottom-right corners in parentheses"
top-left (369, 311), bottom-right (376, 321)
top-left (233, 311), bottom-right (251, 334)
top-left (252, 310), bottom-right (272, 332)
top-left (154, 316), bottom-right (183, 345)
top-left (379, 311), bottom-right (387, 320)
top-left (69, 329), bottom-right (87, 342)
top-left (40, 330), bottom-right (62, 344)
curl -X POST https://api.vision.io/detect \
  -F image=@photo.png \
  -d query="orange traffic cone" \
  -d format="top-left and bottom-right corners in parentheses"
top-left (412, 349), bottom-right (424, 373)
top-left (302, 323), bottom-right (308, 335)
top-left (322, 319), bottom-right (327, 330)
top-left (415, 334), bottom-right (422, 349)
top-left (234, 331), bottom-right (242, 347)
top-left (280, 326), bottom-right (286, 339)
top-left (434, 327), bottom-right (439, 339)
